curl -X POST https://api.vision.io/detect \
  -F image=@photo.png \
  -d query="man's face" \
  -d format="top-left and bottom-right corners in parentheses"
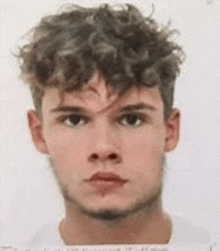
top-left (28, 73), bottom-right (180, 219)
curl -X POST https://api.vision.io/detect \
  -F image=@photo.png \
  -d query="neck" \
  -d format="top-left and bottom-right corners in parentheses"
top-left (60, 199), bottom-right (172, 245)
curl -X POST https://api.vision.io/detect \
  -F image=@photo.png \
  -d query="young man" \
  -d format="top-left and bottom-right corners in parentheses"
top-left (18, 3), bottom-right (210, 246)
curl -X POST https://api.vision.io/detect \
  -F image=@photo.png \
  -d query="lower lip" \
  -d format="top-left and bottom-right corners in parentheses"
top-left (89, 180), bottom-right (126, 194)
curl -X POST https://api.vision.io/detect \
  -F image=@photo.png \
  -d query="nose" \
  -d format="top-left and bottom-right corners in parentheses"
top-left (88, 129), bottom-right (122, 164)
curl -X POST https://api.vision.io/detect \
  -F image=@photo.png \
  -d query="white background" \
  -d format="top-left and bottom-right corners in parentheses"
top-left (0, 0), bottom-right (220, 245)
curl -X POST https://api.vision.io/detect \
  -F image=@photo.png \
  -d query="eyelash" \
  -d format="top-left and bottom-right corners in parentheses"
top-left (118, 113), bottom-right (147, 127)
top-left (57, 114), bottom-right (89, 127)
top-left (57, 113), bottom-right (147, 128)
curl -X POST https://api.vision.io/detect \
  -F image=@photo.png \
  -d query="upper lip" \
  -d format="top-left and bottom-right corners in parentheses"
top-left (89, 172), bottom-right (127, 182)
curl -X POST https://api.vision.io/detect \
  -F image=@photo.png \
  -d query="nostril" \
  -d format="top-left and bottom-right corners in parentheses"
top-left (91, 153), bottom-right (99, 160)
top-left (88, 152), bottom-right (121, 163)
top-left (109, 153), bottom-right (118, 159)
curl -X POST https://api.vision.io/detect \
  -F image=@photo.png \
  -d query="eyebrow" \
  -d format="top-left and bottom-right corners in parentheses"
top-left (119, 103), bottom-right (156, 112)
top-left (50, 106), bottom-right (87, 113)
top-left (50, 102), bottom-right (156, 114)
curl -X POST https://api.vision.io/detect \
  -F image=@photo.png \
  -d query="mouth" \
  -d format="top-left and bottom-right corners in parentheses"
top-left (89, 172), bottom-right (127, 182)
top-left (87, 172), bottom-right (128, 195)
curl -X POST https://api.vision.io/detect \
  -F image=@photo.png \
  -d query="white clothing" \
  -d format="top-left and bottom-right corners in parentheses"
top-left (25, 215), bottom-right (210, 246)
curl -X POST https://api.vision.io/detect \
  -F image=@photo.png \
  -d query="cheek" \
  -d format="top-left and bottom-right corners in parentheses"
top-left (123, 127), bottom-right (166, 176)
top-left (124, 127), bottom-right (166, 157)
top-left (43, 128), bottom-right (89, 171)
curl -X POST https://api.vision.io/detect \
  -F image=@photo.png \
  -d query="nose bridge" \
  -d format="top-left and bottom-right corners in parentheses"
top-left (95, 121), bottom-right (118, 153)
top-left (88, 120), bottom-right (122, 163)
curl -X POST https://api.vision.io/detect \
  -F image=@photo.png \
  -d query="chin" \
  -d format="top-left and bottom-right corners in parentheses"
top-left (65, 191), bottom-right (161, 222)
top-left (73, 196), bottom-right (131, 220)
top-left (79, 208), bottom-right (129, 221)
top-left (60, 176), bottom-right (163, 221)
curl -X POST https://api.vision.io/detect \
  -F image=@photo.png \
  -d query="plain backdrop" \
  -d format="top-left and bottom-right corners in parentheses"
top-left (0, 0), bottom-right (220, 245)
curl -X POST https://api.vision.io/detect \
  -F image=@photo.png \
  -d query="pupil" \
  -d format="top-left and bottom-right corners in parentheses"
top-left (127, 115), bottom-right (137, 125)
top-left (70, 115), bottom-right (81, 125)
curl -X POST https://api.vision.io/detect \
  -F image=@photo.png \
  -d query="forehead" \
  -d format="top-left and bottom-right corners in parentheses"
top-left (42, 74), bottom-right (164, 113)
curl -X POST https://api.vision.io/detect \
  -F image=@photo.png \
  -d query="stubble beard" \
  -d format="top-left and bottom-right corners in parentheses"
top-left (48, 156), bottom-right (165, 221)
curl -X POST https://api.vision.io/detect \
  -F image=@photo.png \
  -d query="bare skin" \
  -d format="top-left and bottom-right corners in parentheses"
top-left (28, 72), bottom-right (180, 245)
top-left (61, 200), bottom-right (172, 245)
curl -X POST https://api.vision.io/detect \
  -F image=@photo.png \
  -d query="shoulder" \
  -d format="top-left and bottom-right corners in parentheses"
top-left (169, 214), bottom-right (210, 245)
top-left (23, 222), bottom-right (65, 247)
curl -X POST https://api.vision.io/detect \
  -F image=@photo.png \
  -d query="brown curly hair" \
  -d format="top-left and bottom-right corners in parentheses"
top-left (18, 4), bottom-right (184, 119)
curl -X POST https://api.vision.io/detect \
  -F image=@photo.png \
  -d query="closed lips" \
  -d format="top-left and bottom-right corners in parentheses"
top-left (89, 172), bottom-right (127, 182)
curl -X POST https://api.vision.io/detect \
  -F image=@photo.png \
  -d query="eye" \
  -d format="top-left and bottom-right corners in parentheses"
top-left (63, 114), bottom-right (88, 127)
top-left (120, 113), bottom-right (145, 127)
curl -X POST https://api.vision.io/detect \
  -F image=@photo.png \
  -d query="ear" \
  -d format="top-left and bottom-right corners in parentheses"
top-left (27, 110), bottom-right (49, 154)
top-left (164, 109), bottom-right (180, 152)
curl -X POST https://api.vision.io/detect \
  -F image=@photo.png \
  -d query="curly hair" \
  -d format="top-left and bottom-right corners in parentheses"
top-left (18, 3), bottom-right (184, 119)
